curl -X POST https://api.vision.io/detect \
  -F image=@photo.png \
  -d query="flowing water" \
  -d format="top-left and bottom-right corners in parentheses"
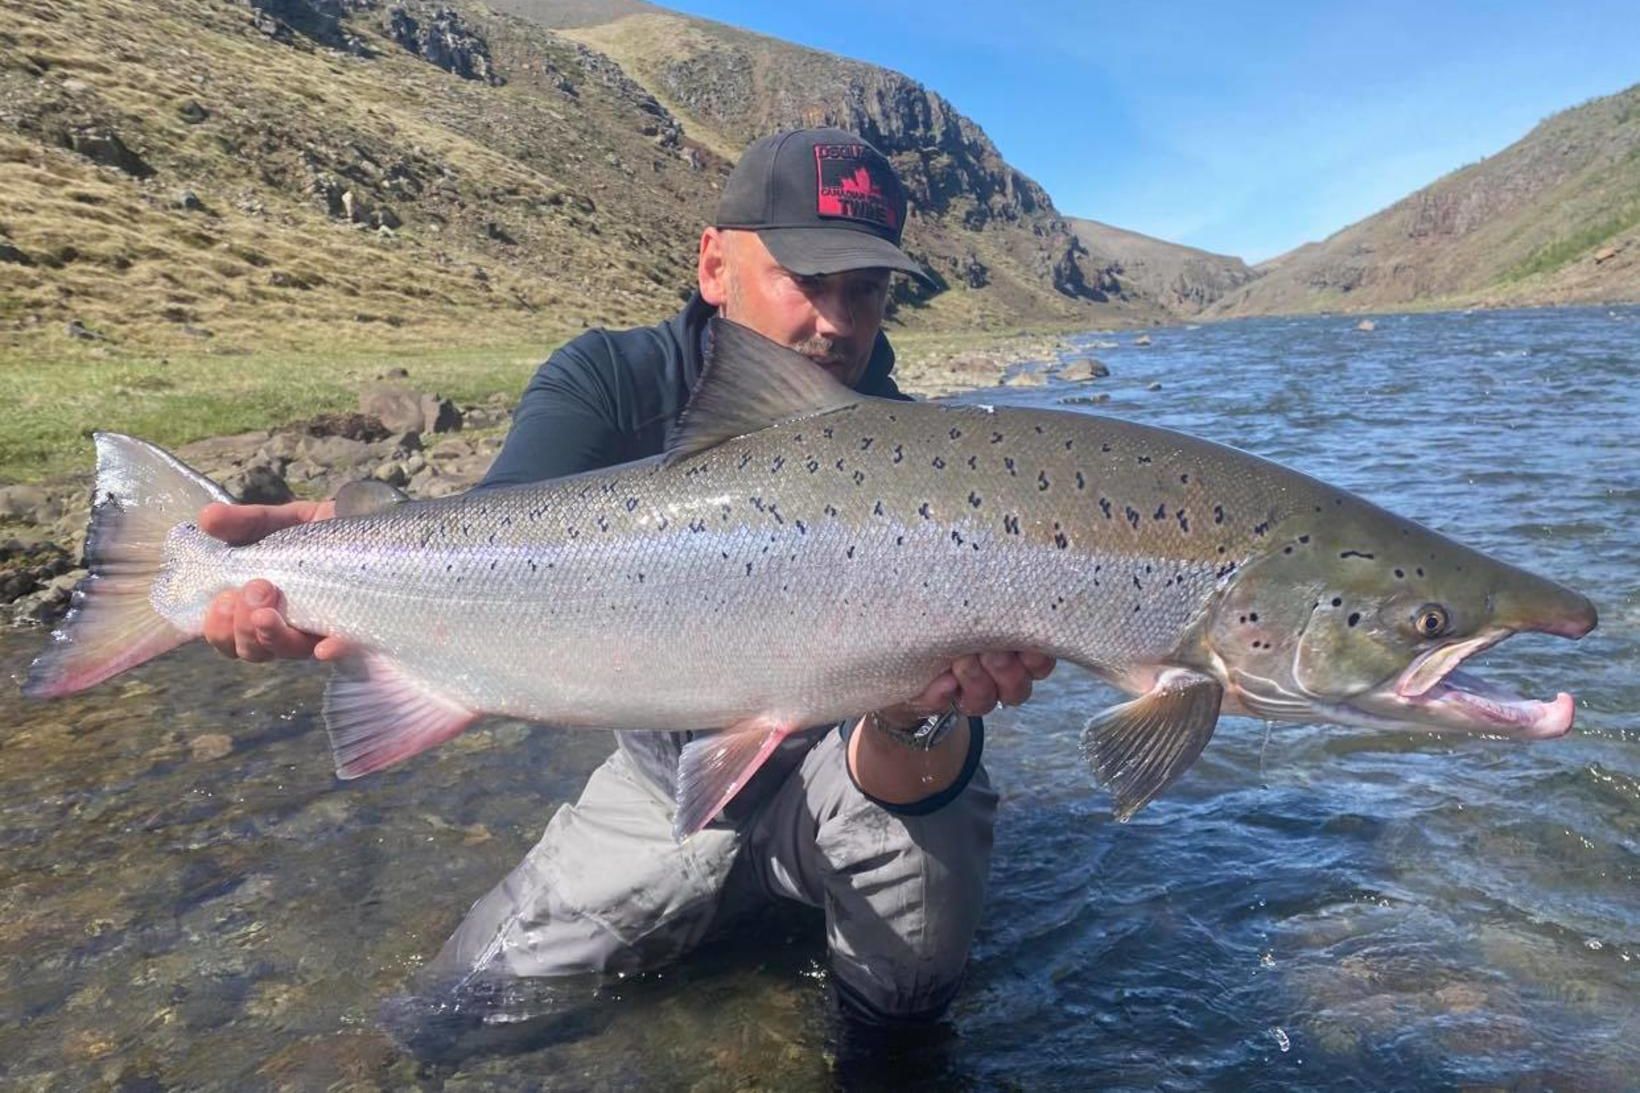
top-left (1, 306), bottom-right (1635, 1090)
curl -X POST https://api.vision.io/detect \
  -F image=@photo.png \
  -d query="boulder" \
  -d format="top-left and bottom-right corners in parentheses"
top-left (60, 128), bottom-right (155, 179)
top-left (1057, 357), bottom-right (1110, 382)
top-left (359, 382), bottom-right (424, 434)
top-left (177, 100), bottom-right (210, 125)
top-left (0, 485), bottom-right (61, 524)
top-left (1355, 319), bottom-right (1376, 332)
top-left (224, 464), bottom-right (295, 505)
top-left (1133, 334), bottom-right (1153, 347)
top-left (420, 394), bottom-right (462, 434)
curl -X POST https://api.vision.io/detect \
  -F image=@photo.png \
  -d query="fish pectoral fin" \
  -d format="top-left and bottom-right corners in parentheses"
top-left (1081, 669), bottom-right (1224, 822)
top-left (323, 653), bottom-right (478, 778)
top-left (333, 478), bottom-right (411, 518)
top-left (673, 717), bottom-right (796, 840)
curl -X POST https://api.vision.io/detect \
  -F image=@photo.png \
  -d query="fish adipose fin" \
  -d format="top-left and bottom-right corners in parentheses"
top-left (665, 317), bottom-right (858, 464)
top-left (673, 717), bottom-right (796, 840)
top-left (24, 433), bottom-right (232, 699)
top-left (1081, 669), bottom-right (1224, 821)
top-left (323, 653), bottom-right (478, 778)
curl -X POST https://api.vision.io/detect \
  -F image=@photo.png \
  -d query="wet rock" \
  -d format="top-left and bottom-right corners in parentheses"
top-left (1356, 318), bottom-right (1376, 332)
top-left (60, 128), bottom-right (156, 179)
top-left (190, 734), bottom-right (234, 762)
top-left (1147, 381), bottom-right (1164, 391)
top-left (1133, 334), bottom-right (1153, 347)
top-left (1057, 357), bottom-right (1110, 382)
top-left (11, 569), bottom-right (83, 625)
top-left (1059, 392), bottom-right (1112, 406)
top-left (0, 538), bottom-right (74, 604)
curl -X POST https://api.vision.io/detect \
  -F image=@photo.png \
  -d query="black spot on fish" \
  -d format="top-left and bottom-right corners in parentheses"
top-left (991, 432), bottom-right (1004, 444)
top-left (824, 504), bottom-right (839, 517)
top-left (1180, 473), bottom-right (1190, 484)
top-left (951, 530), bottom-right (965, 547)
top-left (1283, 546), bottom-right (1294, 555)
top-left (888, 414), bottom-right (898, 423)
top-left (823, 427), bottom-right (835, 439)
top-left (846, 545), bottom-right (856, 560)
top-left (1004, 457), bottom-right (1018, 476)
top-left (1076, 471), bottom-right (1086, 490)
top-left (738, 452), bottom-right (752, 470)
top-left (1339, 550), bottom-right (1375, 560)
top-left (596, 517), bottom-right (609, 533)
top-left (1138, 455), bottom-right (1153, 465)
top-left (1154, 503), bottom-right (1167, 521)
top-left (1249, 612), bottom-right (1259, 622)
top-left (968, 491), bottom-right (983, 509)
top-left (1003, 514), bottom-right (1020, 536)
top-left (1065, 438), bottom-right (1075, 451)
top-left (919, 502), bottom-right (932, 519)
top-left (1394, 568), bottom-right (1405, 578)
top-left (1101, 443), bottom-right (1112, 453)
top-left (1034, 424), bottom-right (1045, 434)
top-left (625, 497), bottom-right (639, 512)
top-left (1099, 497), bottom-right (1112, 519)
top-left (859, 437), bottom-right (874, 451)
top-left (873, 500), bottom-right (885, 517)
top-left (1133, 574), bottom-right (1143, 590)
top-left (750, 496), bottom-right (766, 513)
top-left (1347, 612), bottom-right (1361, 627)
top-left (1299, 535), bottom-right (1310, 543)
top-left (1416, 567), bottom-right (1425, 577)
top-left (896, 535), bottom-right (905, 546)
top-left (1178, 512), bottom-right (1190, 533)
top-left (689, 518), bottom-right (706, 533)
top-left (932, 456), bottom-right (946, 470)
top-left (1214, 505), bottom-right (1225, 525)
top-left (806, 459), bottom-right (820, 473)
top-left (1216, 561), bottom-right (1238, 578)
top-left (852, 470), bottom-right (866, 486)
top-left (892, 445), bottom-right (904, 464)
top-left (966, 455), bottom-right (978, 470)
top-left (1253, 521), bottom-right (1270, 536)
top-left (1054, 530), bottom-right (1068, 549)
top-left (1038, 471), bottom-right (1051, 492)
top-left (1125, 506), bottom-right (1141, 530)
top-left (950, 427), bottom-right (963, 440)
top-left (745, 562), bottom-right (753, 576)
top-left (835, 459), bottom-right (846, 472)
top-left (1331, 597), bottom-right (1342, 607)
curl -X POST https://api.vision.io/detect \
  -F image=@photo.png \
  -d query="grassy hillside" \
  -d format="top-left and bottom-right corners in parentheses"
top-left (1068, 218), bottom-right (1257, 315)
top-left (1213, 82), bottom-right (1640, 316)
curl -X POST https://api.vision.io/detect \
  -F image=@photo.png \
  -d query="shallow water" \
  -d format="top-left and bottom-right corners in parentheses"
top-left (2, 306), bottom-right (1636, 1090)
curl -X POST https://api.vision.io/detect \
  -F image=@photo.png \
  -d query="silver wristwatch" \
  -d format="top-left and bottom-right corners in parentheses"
top-left (866, 706), bottom-right (962, 751)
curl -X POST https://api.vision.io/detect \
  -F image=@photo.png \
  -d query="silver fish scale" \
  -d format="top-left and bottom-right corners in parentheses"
top-left (183, 401), bottom-right (1322, 731)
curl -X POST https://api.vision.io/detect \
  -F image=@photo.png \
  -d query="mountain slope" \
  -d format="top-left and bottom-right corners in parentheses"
top-left (1068, 218), bottom-right (1257, 315)
top-left (1212, 82), bottom-right (1640, 316)
top-left (0, 0), bottom-right (1166, 356)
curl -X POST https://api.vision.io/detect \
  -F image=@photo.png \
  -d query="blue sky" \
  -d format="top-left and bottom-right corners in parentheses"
top-left (665, 1), bottom-right (1640, 263)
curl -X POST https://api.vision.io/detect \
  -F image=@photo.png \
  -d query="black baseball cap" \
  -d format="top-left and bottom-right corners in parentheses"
top-left (714, 128), bottom-right (933, 284)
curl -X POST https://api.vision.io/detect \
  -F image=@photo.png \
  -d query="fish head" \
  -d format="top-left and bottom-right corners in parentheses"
top-left (1202, 515), bottom-right (1597, 739)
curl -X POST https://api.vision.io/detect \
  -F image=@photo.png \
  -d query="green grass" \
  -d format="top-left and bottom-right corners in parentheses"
top-left (1497, 200), bottom-right (1640, 284)
top-left (0, 337), bottom-right (575, 484)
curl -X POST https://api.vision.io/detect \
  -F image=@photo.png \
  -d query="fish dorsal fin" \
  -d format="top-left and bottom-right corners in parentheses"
top-left (665, 317), bottom-right (858, 464)
top-left (333, 479), bottom-right (410, 518)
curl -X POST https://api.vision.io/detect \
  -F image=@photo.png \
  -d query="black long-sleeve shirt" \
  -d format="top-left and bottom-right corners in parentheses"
top-left (479, 293), bottom-right (981, 816)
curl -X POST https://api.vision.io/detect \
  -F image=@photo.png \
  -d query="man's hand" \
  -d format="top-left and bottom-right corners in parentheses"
top-left (198, 500), bottom-right (351, 663)
top-left (847, 652), bottom-right (1057, 806)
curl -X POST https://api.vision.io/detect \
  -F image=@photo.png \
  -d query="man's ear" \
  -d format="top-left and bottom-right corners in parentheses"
top-left (698, 227), bottom-right (729, 307)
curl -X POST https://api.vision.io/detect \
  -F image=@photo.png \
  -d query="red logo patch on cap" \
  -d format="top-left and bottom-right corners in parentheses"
top-left (814, 144), bottom-right (898, 231)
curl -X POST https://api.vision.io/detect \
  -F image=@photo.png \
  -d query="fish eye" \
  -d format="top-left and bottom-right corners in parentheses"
top-left (1412, 603), bottom-right (1450, 639)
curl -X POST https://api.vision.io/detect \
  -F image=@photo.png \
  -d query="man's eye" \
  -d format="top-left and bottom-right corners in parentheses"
top-left (792, 274), bottom-right (824, 291)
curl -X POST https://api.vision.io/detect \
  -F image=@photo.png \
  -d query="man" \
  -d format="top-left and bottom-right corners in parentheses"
top-left (200, 128), bottom-right (1055, 1030)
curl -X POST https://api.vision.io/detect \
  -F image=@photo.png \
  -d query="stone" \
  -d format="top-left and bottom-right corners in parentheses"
top-left (1003, 369), bottom-right (1048, 387)
top-left (421, 394), bottom-right (463, 433)
top-left (389, 430), bottom-right (422, 454)
top-left (175, 189), bottom-right (204, 212)
top-left (296, 435), bottom-right (372, 471)
top-left (359, 381), bottom-right (424, 434)
top-left (1356, 319), bottom-right (1376, 332)
top-left (0, 239), bottom-right (33, 266)
top-left (65, 320), bottom-right (106, 341)
top-left (60, 128), bottom-right (155, 179)
top-left (1057, 357), bottom-right (1110, 382)
top-left (371, 461), bottom-right (408, 487)
top-left (1147, 381), bottom-right (1164, 391)
top-left (1133, 334), bottom-right (1153, 347)
top-left (1592, 245), bottom-right (1619, 264)
top-left (190, 734), bottom-right (234, 762)
top-left (177, 100), bottom-right (209, 124)
top-left (0, 485), bottom-right (60, 524)
top-left (227, 464), bottom-right (295, 505)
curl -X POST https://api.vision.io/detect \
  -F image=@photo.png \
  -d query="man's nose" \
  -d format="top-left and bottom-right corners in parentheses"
top-left (810, 281), bottom-right (856, 338)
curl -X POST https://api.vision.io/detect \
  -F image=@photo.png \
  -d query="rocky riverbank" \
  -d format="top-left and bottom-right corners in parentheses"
top-left (3, 337), bottom-right (1118, 624)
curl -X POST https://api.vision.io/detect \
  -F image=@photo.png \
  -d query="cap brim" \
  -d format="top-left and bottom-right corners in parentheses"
top-left (758, 227), bottom-right (935, 286)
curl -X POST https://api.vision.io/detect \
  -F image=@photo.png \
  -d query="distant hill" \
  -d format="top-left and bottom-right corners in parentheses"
top-left (1213, 82), bottom-right (1640, 316)
top-left (0, 0), bottom-right (1169, 356)
top-left (1068, 218), bottom-right (1257, 315)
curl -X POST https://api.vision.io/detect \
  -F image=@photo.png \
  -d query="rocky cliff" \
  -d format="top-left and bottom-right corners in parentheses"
top-left (0, 0), bottom-right (1167, 356)
top-left (1212, 82), bottom-right (1640, 316)
top-left (1068, 218), bottom-right (1257, 315)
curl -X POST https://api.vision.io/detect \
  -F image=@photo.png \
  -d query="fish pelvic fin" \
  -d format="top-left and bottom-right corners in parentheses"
top-left (323, 653), bottom-right (479, 779)
top-left (1081, 669), bottom-right (1224, 821)
top-left (665, 318), bottom-right (858, 464)
top-left (24, 433), bottom-right (232, 698)
top-left (673, 717), bottom-right (796, 840)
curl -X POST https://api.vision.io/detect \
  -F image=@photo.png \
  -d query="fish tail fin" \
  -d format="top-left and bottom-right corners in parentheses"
top-left (23, 433), bottom-right (232, 698)
top-left (673, 717), bottom-right (795, 840)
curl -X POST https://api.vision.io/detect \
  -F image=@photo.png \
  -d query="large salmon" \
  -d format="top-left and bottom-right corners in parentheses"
top-left (26, 319), bottom-right (1597, 834)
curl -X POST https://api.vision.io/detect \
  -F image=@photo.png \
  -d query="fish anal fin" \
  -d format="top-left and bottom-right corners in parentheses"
top-left (323, 653), bottom-right (478, 778)
top-left (673, 716), bottom-right (796, 839)
top-left (1081, 669), bottom-right (1223, 821)
top-left (665, 318), bottom-right (858, 464)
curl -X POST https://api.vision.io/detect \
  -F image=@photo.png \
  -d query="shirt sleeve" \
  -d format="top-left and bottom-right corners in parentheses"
top-left (480, 342), bottom-right (625, 487)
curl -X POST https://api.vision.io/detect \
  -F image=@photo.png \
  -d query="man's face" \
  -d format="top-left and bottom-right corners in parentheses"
top-left (698, 228), bottom-right (891, 388)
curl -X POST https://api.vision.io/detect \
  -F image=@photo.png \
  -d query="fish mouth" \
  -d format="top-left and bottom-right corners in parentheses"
top-left (1379, 627), bottom-right (1580, 739)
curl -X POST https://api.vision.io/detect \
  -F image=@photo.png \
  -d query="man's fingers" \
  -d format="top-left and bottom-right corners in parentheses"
top-left (199, 500), bottom-right (330, 546)
top-left (980, 651), bottom-right (1033, 706)
top-left (1020, 651), bottom-right (1057, 680)
top-left (204, 592), bottom-right (239, 658)
top-left (906, 671), bottom-right (959, 714)
top-left (952, 654), bottom-right (999, 716)
top-left (314, 636), bottom-right (356, 662)
top-left (251, 607), bottom-right (321, 659)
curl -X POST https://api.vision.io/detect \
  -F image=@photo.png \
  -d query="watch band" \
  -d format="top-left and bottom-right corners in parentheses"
top-left (867, 705), bottom-right (961, 751)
